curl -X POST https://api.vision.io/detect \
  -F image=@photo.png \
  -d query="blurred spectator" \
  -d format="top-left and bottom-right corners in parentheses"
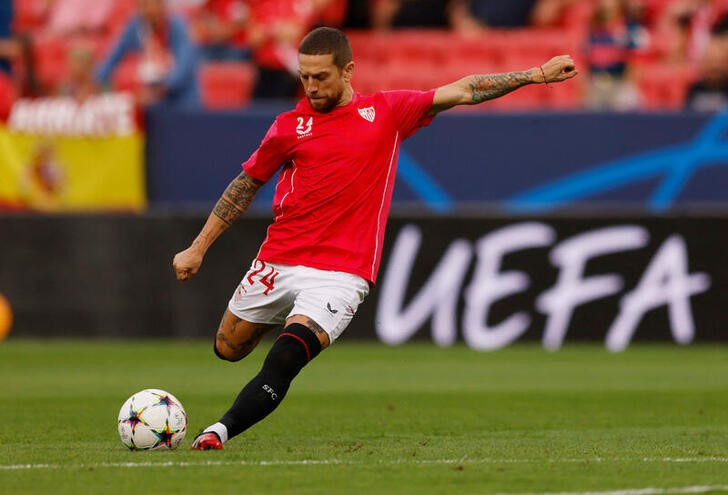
top-left (711, 6), bottom-right (728, 33)
top-left (0, 1), bottom-right (11, 74)
top-left (531, 0), bottom-right (582, 27)
top-left (192, 0), bottom-right (251, 61)
top-left (313, 0), bottom-right (348, 27)
top-left (10, 0), bottom-right (49, 33)
top-left (371, 0), bottom-right (451, 30)
top-left (247, 0), bottom-right (316, 100)
top-left (57, 42), bottom-right (99, 101)
top-left (96, 0), bottom-right (201, 108)
top-left (450, 0), bottom-right (538, 31)
top-left (655, 0), bottom-right (728, 64)
top-left (342, 0), bottom-right (372, 27)
top-left (624, 0), bottom-right (652, 53)
top-left (0, 73), bottom-right (13, 121)
top-left (685, 36), bottom-right (728, 110)
top-left (0, 2), bottom-right (12, 120)
top-left (0, 34), bottom-right (43, 97)
top-left (45, 0), bottom-right (116, 36)
top-left (585, 0), bottom-right (642, 110)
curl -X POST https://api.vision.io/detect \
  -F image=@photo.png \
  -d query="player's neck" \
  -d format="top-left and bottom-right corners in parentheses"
top-left (336, 86), bottom-right (354, 108)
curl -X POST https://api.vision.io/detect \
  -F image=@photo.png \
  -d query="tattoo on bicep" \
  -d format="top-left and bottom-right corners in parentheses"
top-left (469, 71), bottom-right (532, 103)
top-left (213, 171), bottom-right (263, 225)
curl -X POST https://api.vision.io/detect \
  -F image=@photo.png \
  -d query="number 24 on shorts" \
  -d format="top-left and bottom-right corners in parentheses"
top-left (246, 260), bottom-right (279, 295)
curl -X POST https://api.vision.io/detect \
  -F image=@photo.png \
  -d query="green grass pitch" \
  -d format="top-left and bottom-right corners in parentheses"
top-left (1, 340), bottom-right (728, 495)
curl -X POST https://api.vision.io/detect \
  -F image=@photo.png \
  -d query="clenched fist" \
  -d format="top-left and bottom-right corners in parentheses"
top-left (172, 246), bottom-right (204, 281)
top-left (539, 55), bottom-right (578, 84)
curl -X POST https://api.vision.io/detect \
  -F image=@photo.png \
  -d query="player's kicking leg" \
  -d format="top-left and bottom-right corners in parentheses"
top-left (192, 263), bottom-right (368, 450)
top-left (192, 311), bottom-right (327, 450)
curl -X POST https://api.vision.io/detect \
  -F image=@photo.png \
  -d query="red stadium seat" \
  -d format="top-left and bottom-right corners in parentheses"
top-left (199, 61), bottom-right (255, 109)
top-left (110, 55), bottom-right (141, 93)
top-left (12, 0), bottom-right (47, 32)
top-left (32, 35), bottom-right (71, 89)
top-left (352, 59), bottom-right (389, 95)
top-left (0, 72), bottom-right (15, 121)
top-left (636, 63), bottom-right (697, 110)
top-left (31, 34), bottom-right (107, 91)
top-left (387, 30), bottom-right (454, 67)
top-left (346, 30), bottom-right (392, 65)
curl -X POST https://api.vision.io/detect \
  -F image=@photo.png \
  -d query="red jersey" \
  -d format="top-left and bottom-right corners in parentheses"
top-left (243, 90), bottom-right (435, 284)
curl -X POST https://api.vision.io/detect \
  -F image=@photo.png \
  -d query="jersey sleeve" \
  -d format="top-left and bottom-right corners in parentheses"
top-left (381, 89), bottom-right (436, 139)
top-left (241, 117), bottom-right (289, 182)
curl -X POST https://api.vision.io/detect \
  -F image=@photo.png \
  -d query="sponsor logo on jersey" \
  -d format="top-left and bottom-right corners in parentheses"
top-left (296, 116), bottom-right (313, 138)
top-left (326, 302), bottom-right (339, 314)
top-left (357, 106), bottom-right (375, 123)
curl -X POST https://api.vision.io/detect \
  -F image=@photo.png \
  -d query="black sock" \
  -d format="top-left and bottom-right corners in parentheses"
top-left (219, 323), bottom-right (322, 439)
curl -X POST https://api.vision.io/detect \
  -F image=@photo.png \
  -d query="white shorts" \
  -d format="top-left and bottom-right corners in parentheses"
top-left (227, 260), bottom-right (370, 343)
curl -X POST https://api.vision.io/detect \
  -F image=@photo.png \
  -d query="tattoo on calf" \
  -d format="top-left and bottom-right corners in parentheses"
top-left (217, 331), bottom-right (236, 350)
top-left (217, 322), bottom-right (269, 357)
top-left (469, 71), bottom-right (532, 103)
top-left (213, 171), bottom-right (262, 225)
top-left (236, 327), bottom-right (268, 355)
top-left (302, 317), bottom-right (327, 336)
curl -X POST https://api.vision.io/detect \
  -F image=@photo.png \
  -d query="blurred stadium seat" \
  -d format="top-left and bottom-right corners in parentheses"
top-left (12, 0), bottom-right (46, 32)
top-left (348, 29), bottom-right (585, 110)
top-left (0, 2), bottom-right (707, 112)
top-left (32, 35), bottom-right (71, 89)
top-left (199, 61), bottom-right (255, 109)
top-left (636, 63), bottom-right (697, 111)
top-left (0, 71), bottom-right (14, 119)
top-left (110, 54), bottom-right (141, 94)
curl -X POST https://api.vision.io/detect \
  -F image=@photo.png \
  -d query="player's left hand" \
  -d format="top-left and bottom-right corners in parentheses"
top-left (539, 55), bottom-right (578, 83)
top-left (172, 246), bottom-right (204, 282)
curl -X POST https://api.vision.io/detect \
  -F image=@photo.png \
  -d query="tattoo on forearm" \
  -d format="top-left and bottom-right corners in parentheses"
top-left (469, 71), bottom-right (533, 103)
top-left (213, 198), bottom-right (240, 226)
top-left (213, 172), bottom-right (262, 226)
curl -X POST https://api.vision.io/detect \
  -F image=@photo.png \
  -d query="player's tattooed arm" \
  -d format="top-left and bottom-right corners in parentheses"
top-left (213, 171), bottom-right (264, 226)
top-left (429, 55), bottom-right (577, 115)
top-left (467, 71), bottom-right (535, 103)
top-left (172, 171), bottom-right (264, 281)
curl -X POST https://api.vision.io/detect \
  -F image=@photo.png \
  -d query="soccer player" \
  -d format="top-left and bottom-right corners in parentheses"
top-left (172, 26), bottom-right (577, 450)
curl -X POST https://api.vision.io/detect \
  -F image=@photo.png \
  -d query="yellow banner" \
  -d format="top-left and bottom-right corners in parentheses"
top-left (0, 94), bottom-right (145, 211)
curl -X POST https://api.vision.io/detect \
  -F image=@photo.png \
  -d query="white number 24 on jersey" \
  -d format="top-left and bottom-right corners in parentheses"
top-left (296, 117), bottom-right (313, 135)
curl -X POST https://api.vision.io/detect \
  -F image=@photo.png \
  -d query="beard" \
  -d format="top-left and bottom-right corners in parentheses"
top-left (307, 90), bottom-right (342, 113)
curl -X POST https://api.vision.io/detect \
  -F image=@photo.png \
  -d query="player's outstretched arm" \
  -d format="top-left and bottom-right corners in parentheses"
top-left (172, 171), bottom-right (264, 281)
top-left (428, 55), bottom-right (578, 115)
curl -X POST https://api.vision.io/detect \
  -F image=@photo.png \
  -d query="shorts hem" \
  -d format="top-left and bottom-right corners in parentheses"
top-left (227, 301), bottom-right (282, 326)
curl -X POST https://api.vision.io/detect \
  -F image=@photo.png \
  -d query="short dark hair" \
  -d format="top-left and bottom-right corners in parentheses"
top-left (298, 27), bottom-right (352, 69)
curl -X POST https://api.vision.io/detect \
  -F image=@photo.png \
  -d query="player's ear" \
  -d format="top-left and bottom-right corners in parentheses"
top-left (342, 61), bottom-right (354, 83)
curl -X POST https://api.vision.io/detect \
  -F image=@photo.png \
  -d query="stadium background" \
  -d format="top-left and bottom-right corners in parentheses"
top-left (1, 0), bottom-right (728, 349)
top-left (3, 3), bottom-right (728, 494)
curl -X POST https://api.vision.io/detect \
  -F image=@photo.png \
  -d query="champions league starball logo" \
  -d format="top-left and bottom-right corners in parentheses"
top-left (394, 110), bottom-right (728, 214)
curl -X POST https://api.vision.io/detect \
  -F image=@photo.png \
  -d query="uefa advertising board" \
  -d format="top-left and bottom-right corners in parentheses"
top-left (0, 215), bottom-right (725, 349)
top-left (367, 217), bottom-right (724, 351)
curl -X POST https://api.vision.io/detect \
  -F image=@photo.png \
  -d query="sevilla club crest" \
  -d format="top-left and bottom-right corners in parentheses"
top-left (357, 106), bottom-right (375, 123)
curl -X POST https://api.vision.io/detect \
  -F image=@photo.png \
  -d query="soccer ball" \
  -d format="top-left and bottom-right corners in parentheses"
top-left (117, 389), bottom-right (187, 450)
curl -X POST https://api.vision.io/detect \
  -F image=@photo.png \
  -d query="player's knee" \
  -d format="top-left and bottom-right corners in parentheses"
top-left (264, 323), bottom-right (323, 376)
top-left (214, 336), bottom-right (247, 362)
